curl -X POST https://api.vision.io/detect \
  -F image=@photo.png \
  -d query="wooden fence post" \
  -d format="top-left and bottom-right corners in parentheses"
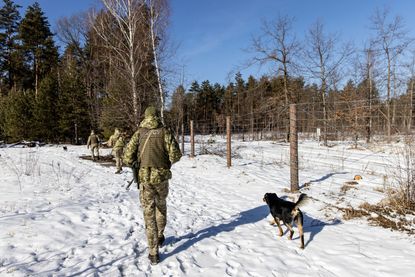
top-left (227, 116), bottom-right (232, 168)
top-left (290, 104), bottom-right (299, 192)
top-left (190, 120), bottom-right (195, 158)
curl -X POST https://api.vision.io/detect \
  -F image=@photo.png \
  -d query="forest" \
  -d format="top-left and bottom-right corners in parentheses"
top-left (0, 0), bottom-right (414, 143)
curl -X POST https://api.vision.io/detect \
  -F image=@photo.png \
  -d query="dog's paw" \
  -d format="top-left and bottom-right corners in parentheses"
top-left (269, 220), bottom-right (276, 225)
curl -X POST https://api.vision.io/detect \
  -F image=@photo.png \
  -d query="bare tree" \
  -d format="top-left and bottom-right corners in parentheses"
top-left (91, 0), bottom-right (148, 127)
top-left (146, 0), bottom-right (169, 123)
top-left (370, 7), bottom-right (412, 142)
top-left (364, 46), bottom-right (376, 142)
top-left (56, 12), bottom-right (90, 61)
top-left (303, 19), bottom-right (353, 146)
top-left (250, 15), bottom-right (300, 105)
top-left (56, 12), bottom-right (103, 128)
top-left (406, 51), bottom-right (415, 133)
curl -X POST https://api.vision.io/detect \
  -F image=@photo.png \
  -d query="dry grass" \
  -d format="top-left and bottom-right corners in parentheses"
top-left (340, 181), bottom-right (358, 194)
top-left (341, 201), bottom-right (415, 235)
top-left (373, 186), bottom-right (385, 193)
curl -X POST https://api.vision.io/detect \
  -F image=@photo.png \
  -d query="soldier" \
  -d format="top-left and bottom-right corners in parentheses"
top-left (124, 106), bottom-right (181, 265)
top-left (87, 130), bottom-right (100, 161)
top-left (107, 128), bottom-right (120, 148)
top-left (113, 132), bottom-right (125, 174)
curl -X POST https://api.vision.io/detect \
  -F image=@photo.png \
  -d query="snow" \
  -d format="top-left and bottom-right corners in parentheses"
top-left (0, 141), bottom-right (414, 276)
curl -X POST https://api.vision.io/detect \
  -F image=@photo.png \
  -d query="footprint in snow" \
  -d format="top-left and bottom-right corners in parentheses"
top-left (124, 226), bottom-right (134, 240)
top-left (215, 245), bottom-right (227, 258)
top-left (81, 213), bottom-right (88, 222)
top-left (175, 256), bottom-right (187, 273)
top-left (226, 260), bottom-right (241, 276)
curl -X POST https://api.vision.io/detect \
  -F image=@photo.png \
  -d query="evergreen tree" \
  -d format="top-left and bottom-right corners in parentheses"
top-left (18, 1), bottom-right (58, 94)
top-left (33, 73), bottom-right (58, 141)
top-left (0, 94), bottom-right (6, 139)
top-left (58, 44), bottom-right (90, 144)
top-left (3, 89), bottom-right (35, 141)
top-left (0, 0), bottom-right (21, 93)
top-left (187, 81), bottom-right (200, 120)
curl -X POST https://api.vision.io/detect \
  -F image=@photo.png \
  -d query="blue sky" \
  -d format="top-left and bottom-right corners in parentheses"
top-left (11, 0), bottom-right (415, 87)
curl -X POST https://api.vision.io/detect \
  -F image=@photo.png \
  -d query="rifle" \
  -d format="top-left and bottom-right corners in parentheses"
top-left (126, 160), bottom-right (140, 191)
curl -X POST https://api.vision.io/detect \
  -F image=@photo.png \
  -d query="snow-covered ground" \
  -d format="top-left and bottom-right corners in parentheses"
top-left (0, 140), bottom-right (414, 277)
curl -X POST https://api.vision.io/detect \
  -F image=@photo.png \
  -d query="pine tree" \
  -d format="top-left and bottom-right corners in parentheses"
top-left (58, 44), bottom-right (90, 144)
top-left (33, 73), bottom-right (58, 141)
top-left (187, 81), bottom-right (200, 121)
top-left (18, 2), bottom-right (58, 95)
top-left (0, 94), bottom-right (6, 139)
top-left (3, 89), bottom-right (35, 141)
top-left (0, 0), bottom-right (21, 93)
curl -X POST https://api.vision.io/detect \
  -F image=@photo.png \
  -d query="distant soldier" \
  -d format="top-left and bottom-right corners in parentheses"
top-left (114, 133), bottom-right (126, 174)
top-left (124, 106), bottom-right (181, 265)
top-left (87, 130), bottom-right (100, 161)
top-left (107, 128), bottom-right (120, 148)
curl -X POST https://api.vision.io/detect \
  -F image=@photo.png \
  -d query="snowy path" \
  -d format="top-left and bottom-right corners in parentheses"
top-left (0, 145), bottom-right (414, 276)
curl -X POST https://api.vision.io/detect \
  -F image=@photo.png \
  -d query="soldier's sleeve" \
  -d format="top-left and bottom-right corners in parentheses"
top-left (107, 135), bottom-right (113, 147)
top-left (123, 130), bottom-right (140, 166)
top-left (164, 129), bottom-right (182, 165)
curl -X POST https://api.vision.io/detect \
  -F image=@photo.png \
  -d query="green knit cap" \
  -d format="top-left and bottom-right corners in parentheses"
top-left (144, 106), bottom-right (157, 117)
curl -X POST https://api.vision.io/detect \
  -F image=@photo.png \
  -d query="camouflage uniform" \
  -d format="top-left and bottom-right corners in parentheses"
top-left (114, 135), bottom-right (125, 173)
top-left (124, 107), bottom-right (181, 259)
top-left (87, 131), bottom-right (100, 160)
top-left (107, 128), bottom-right (120, 149)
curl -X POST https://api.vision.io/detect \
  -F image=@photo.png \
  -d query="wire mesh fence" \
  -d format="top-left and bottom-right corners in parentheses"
top-left (173, 99), bottom-right (415, 145)
top-left (169, 99), bottom-right (415, 211)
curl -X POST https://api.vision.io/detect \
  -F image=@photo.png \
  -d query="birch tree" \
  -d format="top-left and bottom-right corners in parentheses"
top-left (92, 0), bottom-right (147, 127)
top-left (146, 0), bottom-right (169, 123)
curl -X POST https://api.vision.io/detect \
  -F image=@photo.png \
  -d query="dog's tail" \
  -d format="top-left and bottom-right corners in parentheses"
top-left (294, 193), bottom-right (308, 209)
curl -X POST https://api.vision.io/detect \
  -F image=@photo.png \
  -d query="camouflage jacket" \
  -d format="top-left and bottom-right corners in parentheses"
top-left (123, 115), bottom-right (182, 184)
top-left (113, 136), bottom-right (125, 150)
top-left (108, 133), bottom-right (120, 148)
top-left (87, 134), bottom-right (99, 147)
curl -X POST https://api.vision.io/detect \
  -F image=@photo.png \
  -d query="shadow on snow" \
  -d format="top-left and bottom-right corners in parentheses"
top-left (164, 205), bottom-right (342, 257)
top-left (163, 205), bottom-right (269, 258)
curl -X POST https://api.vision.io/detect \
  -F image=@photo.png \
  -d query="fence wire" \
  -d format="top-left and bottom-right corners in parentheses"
top-left (170, 99), bottom-right (415, 213)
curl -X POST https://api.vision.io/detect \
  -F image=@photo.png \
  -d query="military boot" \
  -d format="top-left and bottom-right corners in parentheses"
top-left (158, 235), bottom-right (165, 247)
top-left (148, 253), bottom-right (160, 265)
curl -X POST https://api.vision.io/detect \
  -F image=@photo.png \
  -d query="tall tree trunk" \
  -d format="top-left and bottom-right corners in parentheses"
top-left (149, 1), bottom-right (165, 124)
top-left (409, 78), bottom-right (414, 133)
top-left (386, 49), bottom-right (391, 142)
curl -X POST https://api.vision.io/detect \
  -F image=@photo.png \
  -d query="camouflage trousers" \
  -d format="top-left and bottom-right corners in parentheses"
top-left (90, 144), bottom-right (99, 160)
top-left (139, 181), bottom-right (169, 256)
top-left (114, 148), bottom-right (123, 170)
